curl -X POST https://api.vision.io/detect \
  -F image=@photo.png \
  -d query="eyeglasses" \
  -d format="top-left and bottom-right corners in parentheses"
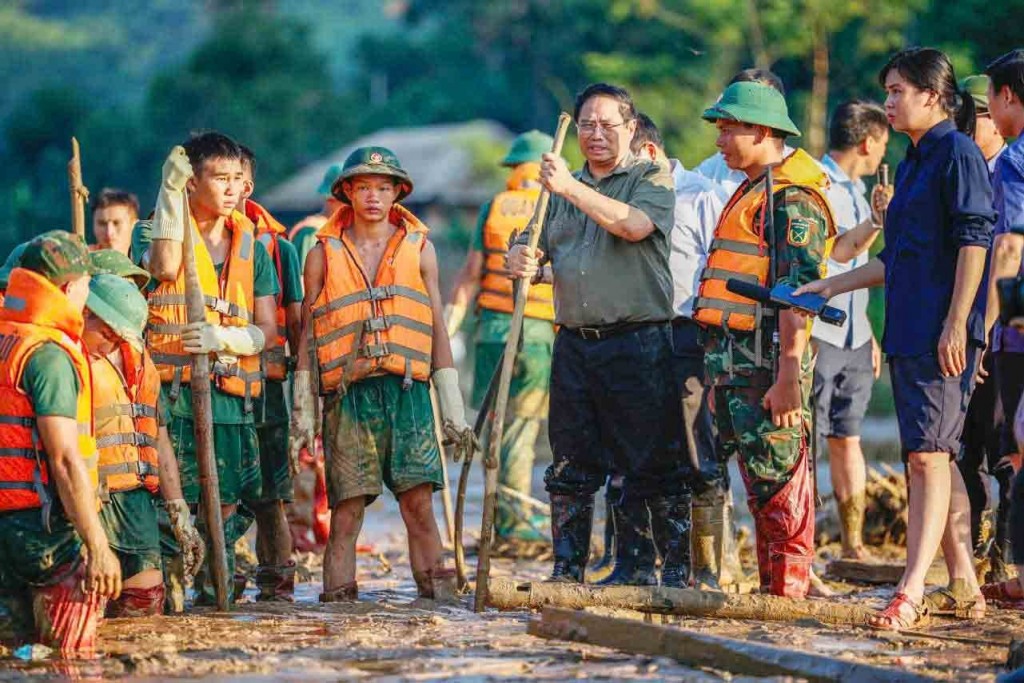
top-left (575, 119), bottom-right (631, 136)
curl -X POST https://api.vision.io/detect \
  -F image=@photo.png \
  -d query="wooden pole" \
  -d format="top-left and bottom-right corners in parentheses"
top-left (474, 113), bottom-right (571, 612)
top-left (67, 137), bottom-right (88, 239)
top-left (428, 384), bottom-right (456, 548)
top-left (487, 578), bottom-right (876, 626)
top-left (180, 190), bottom-right (230, 611)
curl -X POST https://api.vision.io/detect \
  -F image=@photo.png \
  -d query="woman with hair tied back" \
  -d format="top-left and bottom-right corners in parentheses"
top-left (797, 47), bottom-right (996, 631)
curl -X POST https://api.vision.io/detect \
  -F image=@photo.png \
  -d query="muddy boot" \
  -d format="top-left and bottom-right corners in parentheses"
top-left (548, 493), bottom-right (594, 583)
top-left (837, 492), bottom-right (868, 560)
top-left (106, 584), bottom-right (166, 618)
top-left (591, 487), bottom-right (618, 574)
top-left (255, 561), bottom-right (296, 602)
top-left (413, 570), bottom-right (434, 598)
top-left (648, 493), bottom-right (692, 588)
top-left (691, 497), bottom-right (725, 590)
top-left (596, 497), bottom-right (656, 586)
top-left (319, 581), bottom-right (358, 602)
top-left (430, 568), bottom-right (460, 605)
top-left (163, 554), bottom-right (186, 614)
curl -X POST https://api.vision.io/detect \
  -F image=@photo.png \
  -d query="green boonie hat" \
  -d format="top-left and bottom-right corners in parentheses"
top-left (18, 231), bottom-right (93, 286)
top-left (86, 273), bottom-right (149, 351)
top-left (961, 75), bottom-right (990, 111)
top-left (702, 82), bottom-right (801, 138)
top-left (0, 242), bottom-right (29, 290)
top-left (90, 249), bottom-right (151, 290)
top-left (331, 146), bottom-right (413, 204)
top-left (317, 163), bottom-right (344, 197)
top-left (502, 130), bottom-right (554, 166)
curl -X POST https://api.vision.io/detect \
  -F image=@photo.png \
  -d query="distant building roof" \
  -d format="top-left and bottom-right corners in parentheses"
top-left (261, 120), bottom-right (514, 213)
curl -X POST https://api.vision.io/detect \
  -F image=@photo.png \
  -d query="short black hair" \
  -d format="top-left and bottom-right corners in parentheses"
top-left (828, 100), bottom-right (888, 151)
top-left (730, 68), bottom-right (786, 96)
top-left (182, 131), bottom-right (242, 174)
top-left (986, 49), bottom-right (1024, 106)
top-left (239, 144), bottom-right (256, 180)
top-left (91, 187), bottom-right (139, 216)
top-left (573, 82), bottom-right (637, 123)
top-left (630, 112), bottom-right (663, 154)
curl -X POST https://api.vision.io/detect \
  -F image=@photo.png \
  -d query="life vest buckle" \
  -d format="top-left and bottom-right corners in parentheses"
top-left (368, 286), bottom-right (394, 302)
top-left (365, 316), bottom-right (390, 333)
top-left (363, 343), bottom-right (390, 359)
top-left (209, 297), bottom-right (234, 317)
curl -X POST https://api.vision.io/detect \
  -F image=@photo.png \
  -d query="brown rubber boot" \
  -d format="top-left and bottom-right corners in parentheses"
top-left (691, 501), bottom-right (724, 590)
top-left (255, 561), bottom-right (297, 602)
top-left (838, 492), bottom-right (868, 560)
top-left (319, 581), bottom-right (358, 602)
top-left (163, 554), bottom-right (186, 614)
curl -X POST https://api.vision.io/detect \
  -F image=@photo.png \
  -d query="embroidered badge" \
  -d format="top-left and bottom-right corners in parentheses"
top-left (369, 152), bottom-right (383, 163)
top-left (787, 217), bottom-right (813, 247)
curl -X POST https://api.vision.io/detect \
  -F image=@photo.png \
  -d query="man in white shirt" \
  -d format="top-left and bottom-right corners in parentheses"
top-left (812, 100), bottom-right (890, 559)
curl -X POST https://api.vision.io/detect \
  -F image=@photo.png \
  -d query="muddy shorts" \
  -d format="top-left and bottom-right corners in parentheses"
top-left (98, 488), bottom-right (163, 579)
top-left (322, 374), bottom-right (443, 506)
top-left (169, 417), bottom-right (262, 506)
top-left (250, 380), bottom-right (294, 504)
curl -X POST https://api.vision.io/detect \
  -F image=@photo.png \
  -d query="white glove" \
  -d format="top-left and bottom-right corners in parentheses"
top-left (444, 302), bottom-right (466, 339)
top-left (151, 146), bottom-right (194, 242)
top-left (181, 322), bottom-right (264, 356)
top-left (433, 368), bottom-right (479, 455)
top-left (165, 498), bottom-right (205, 578)
top-left (288, 370), bottom-right (317, 476)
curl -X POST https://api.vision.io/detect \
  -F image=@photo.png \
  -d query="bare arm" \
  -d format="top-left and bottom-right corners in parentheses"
top-left (794, 257), bottom-right (885, 300)
top-left (938, 245), bottom-right (988, 376)
top-left (156, 426), bottom-right (185, 501)
top-left (148, 238), bottom-right (183, 283)
top-left (284, 301), bottom-right (302, 357)
top-left (252, 295), bottom-right (278, 350)
top-left (830, 219), bottom-right (883, 264)
top-left (421, 240), bottom-right (455, 370)
top-left (984, 232), bottom-right (1024, 336)
top-left (294, 244), bottom-right (325, 373)
top-left (445, 248), bottom-right (484, 336)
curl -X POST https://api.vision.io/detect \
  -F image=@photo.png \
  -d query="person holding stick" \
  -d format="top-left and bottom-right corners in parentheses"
top-left (290, 147), bottom-right (472, 603)
top-left (506, 83), bottom-right (680, 585)
top-left (145, 132), bottom-right (279, 605)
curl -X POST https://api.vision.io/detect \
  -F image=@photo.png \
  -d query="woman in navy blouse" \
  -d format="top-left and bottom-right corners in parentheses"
top-left (798, 47), bottom-right (996, 630)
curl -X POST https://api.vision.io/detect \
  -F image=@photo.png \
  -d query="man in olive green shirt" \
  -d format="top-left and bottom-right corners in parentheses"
top-left (508, 83), bottom-right (686, 585)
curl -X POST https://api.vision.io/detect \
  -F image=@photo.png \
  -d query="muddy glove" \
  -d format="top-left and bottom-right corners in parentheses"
top-left (432, 367), bottom-right (479, 453)
top-left (166, 498), bottom-right (205, 577)
top-left (181, 322), bottom-right (265, 356)
top-left (151, 146), bottom-right (194, 242)
top-left (289, 369), bottom-right (317, 477)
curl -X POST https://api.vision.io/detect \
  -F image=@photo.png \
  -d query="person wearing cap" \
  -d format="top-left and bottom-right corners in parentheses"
top-left (228, 144), bottom-right (304, 602)
top-left (289, 163), bottom-right (345, 269)
top-left (0, 231), bottom-right (121, 657)
top-left (145, 132), bottom-right (280, 605)
top-left (91, 188), bottom-right (140, 256)
top-left (507, 83), bottom-right (682, 586)
top-left (444, 130), bottom-right (557, 550)
top-left (0, 241), bottom-right (29, 306)
top-left (694, 81), bottom-right (837, 599)
top-left (290, 146), bottom-right (473, 603)
top-left (81, 274), bottom-right (204, 617)
top-left (91, 249), bottom-right (151, 290)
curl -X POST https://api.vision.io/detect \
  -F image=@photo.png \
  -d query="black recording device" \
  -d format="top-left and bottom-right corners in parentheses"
top-left (725, 279), bottom-right (847, 327)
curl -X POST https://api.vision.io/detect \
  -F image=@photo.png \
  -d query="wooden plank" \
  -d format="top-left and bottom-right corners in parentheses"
top-left (826, 559), bottom-right (947, 586)
top-left (529, 607), bottom-right (936, 683)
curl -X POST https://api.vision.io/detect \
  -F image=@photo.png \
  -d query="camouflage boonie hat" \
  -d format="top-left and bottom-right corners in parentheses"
top-left (90, 249), bottom-right (151, 290)
top-left (0, 242), bottom-right (29, 290)
top-left (502, 130), bottom-right (554, 166)
top-left (86, 273), bottom-right (149, 351)
top-left (331, 147), bottom-right (413, 204)
top-left (703, 82), bottom-right (801, 138)
top-left (960, 75), bottom-right (990, 111)
top-left (18, 231), bottom-right (93, 286)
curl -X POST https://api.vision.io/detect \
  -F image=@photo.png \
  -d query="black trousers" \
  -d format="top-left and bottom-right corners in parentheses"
top-left (995, 351), bottom-right (1024, 565)
top-left (957, 351), bottom-right (1004, 550)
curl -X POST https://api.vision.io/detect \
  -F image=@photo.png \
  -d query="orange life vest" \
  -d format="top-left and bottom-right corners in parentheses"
top-left (312, 204), bottom-right (434, 393)
top-left (248, 199), bottom-right (291, 382)
top-left (693, 149), bottom-right (836, 333)
top-left (0, 268), bottom-right (97, 513)
top-left (92, 344), bottom-right (160, 496)
top-left (476, 163), bottom-right (555, 321)
top-left (146, 212), bottom-right (263, 408)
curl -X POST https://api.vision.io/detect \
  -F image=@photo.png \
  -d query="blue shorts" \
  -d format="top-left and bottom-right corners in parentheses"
top-left (890, 348), bottom-right (981, 458)
top-left (812, 339), bottom-right (874, 440)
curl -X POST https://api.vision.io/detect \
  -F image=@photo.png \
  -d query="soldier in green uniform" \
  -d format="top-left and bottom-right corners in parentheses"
top-left (693, 82), bottom-right (836, 598)
top-left (445, 131), bottom-right (556, 548)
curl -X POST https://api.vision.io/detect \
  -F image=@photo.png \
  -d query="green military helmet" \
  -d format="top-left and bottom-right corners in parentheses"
top-left (960, 75), bottom-right (990, 111)
top-left (331, 146), bottom-right (413, 204)
top-left (90, 249), bottom-right (151, 290)
top-left (702, 82), bottom-right (801, 138)
top-left (0, 242), bottom-right (29, 291)
top-left (85, 273), bottom-right (149, 351)
top-left (502, 130), bottom-right (554, 166)
top-left (317, 163), bottom-right (344, 197)
top-left (18, 230), bottom-right (93, 286)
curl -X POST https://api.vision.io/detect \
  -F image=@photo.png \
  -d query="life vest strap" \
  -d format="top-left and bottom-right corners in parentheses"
top-left (315, 315), bottom-right (433, 349)
top-left (96, 432), bottom-right (158, 450)
top-left (710, 238), bottom-right (762, 256)
top-left (147, 294), bottom-right (252, 323)
top-left (320, 342), bottom-right (431, 374)
top-left (311, 285), bottom-right (431, 320)
top-left (98, 460), bottom-right (159, 478)
top-left (0, 415), bottom-right (36, 427)
top-left (94, 403), bottom-right (158, 421)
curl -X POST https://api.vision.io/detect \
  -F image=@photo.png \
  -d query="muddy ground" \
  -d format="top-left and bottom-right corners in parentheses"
top-left (1, 457), bottom-right (1020, 681)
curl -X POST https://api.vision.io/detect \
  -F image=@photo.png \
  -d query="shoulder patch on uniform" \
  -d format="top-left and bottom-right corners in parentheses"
top-left (787, 216), bottom-right (812, 247)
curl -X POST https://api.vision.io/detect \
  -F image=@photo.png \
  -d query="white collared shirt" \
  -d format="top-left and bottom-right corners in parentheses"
top-left (694, 146), bottom-right (795, 196)
top-left (668, 159), bottom-right (729, 318)
top-left (811, 153), bottom-right (874, 349)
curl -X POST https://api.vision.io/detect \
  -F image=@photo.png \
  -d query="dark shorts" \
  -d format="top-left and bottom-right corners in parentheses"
top-left (250, 380), bottom-right (294, 504)
top-left (170, 418), bottom-right (262, 506)
top-left (890, 348), bottom-right (981, 458)
top-left (98, 488), bottom-right (163, 579)
top-left (0, 508), bottom-right (82, 591)
top-left (545, 322), bottom-right (684, 502)
top-left (812, 339), bottom-right (874, 440)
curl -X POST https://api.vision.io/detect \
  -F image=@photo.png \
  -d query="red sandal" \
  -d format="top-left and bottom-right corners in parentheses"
top-left (867, 592), bottom-right (929, 632)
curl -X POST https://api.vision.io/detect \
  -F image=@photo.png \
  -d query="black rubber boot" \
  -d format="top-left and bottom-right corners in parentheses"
top-left (596, 497), bottom-right (657, 586)
top-left (648, 493), bottom-right (692, 588)
top-left (548, 493), bottom-right (595, 583)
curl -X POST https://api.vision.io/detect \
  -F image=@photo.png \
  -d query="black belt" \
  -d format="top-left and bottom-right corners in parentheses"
top-left (565, 320), bottom-right (663, 341)
top-left (672, 316), bottom-right (700, 329)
